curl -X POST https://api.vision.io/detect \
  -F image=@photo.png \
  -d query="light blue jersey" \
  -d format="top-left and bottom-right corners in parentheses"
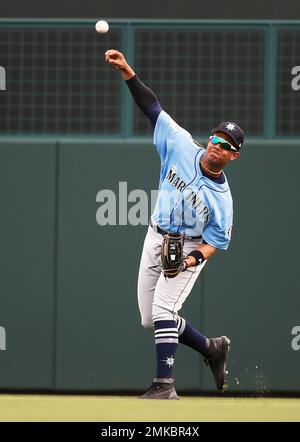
top-left (151, 110), bottom-right (233, 250)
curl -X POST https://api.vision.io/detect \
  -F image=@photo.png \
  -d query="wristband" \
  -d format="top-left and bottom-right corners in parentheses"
top-left (186, 250), bottom-right (205, 266)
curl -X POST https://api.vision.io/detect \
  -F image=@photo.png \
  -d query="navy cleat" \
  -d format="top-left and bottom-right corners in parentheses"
top-left (139, 381), bottom-right (179, 400)
top-left (204, 336), bottom-right (231, 391)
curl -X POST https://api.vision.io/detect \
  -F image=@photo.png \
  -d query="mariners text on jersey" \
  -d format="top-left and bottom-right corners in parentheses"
top-left (166, 166), bottom-right (210, 224)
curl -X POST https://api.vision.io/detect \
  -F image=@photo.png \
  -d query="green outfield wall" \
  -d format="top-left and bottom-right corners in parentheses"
top-left (0, 138), bottom-right (299, 394)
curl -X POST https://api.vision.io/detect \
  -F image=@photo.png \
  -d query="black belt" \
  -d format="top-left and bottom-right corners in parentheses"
top-left (150, 219), bottom-right (202, 241)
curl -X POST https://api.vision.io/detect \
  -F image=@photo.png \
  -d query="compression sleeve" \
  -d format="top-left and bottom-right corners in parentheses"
top-left (126, 75), bottom-right (162, 126)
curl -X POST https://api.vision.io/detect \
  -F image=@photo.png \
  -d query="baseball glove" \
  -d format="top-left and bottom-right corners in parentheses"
top-left (160, 232), bottom-right (185, 278)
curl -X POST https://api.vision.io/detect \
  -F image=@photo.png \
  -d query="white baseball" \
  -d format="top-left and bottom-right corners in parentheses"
top-left (95, 20), bottom-right (109, 34)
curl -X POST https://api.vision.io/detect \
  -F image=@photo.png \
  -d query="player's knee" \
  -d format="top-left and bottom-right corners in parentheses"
top-left (152, 304), bottom-right (174, 322)
top-left (141, 317), bottom-right (154, 330)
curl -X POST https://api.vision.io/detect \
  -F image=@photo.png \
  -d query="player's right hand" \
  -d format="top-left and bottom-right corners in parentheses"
top-left (105, 49), bottom-right (128, 70)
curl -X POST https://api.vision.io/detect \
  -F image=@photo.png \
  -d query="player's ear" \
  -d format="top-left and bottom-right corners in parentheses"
top-left (230, 151), bottom-right (240, 161)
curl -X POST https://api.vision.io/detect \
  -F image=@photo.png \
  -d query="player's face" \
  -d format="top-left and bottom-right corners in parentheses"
top-left (205, 132), bottom-right (240, 166)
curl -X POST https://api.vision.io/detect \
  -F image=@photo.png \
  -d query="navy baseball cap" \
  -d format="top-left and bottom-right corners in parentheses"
top-left (211, 121), bottom-right (245, 150)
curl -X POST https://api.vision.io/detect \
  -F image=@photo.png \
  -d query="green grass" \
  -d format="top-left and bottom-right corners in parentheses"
top-left (0, 395), bottom-right (299, 422)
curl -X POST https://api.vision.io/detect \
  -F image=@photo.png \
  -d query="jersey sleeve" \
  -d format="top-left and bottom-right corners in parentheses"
top-left (202, 214), bottom-right (233, 250)
top-left (153, 110), bottom-right (188, 163)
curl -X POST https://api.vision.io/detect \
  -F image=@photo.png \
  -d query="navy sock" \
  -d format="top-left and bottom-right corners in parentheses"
top-left (154, 320), bottom-right (178, 379)
top-left (177, 317), bottom-right (208, 356)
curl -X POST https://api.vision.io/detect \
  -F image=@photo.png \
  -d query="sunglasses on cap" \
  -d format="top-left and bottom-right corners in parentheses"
top-left (209, 135), bottom-right (237, 152)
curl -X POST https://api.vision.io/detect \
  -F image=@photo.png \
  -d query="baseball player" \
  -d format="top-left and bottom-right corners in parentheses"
top-left (105, 49), bottom-right (245, 399)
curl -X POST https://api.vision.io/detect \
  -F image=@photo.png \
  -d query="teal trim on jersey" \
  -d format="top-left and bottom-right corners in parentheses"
top-left (151, 111), bottom-right (233, 250)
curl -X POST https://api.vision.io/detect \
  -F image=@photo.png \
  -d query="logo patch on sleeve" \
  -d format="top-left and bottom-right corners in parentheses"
top-left (227, 225), bottom-right (233, 240)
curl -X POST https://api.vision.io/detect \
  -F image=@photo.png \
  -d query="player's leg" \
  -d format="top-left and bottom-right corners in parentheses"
top-left (140, 255), bottom-right (206, 399)
top-left (176, 315), bottom-right (231, 391)
top-left (137, 227), bottom-right (180, 399)
top-left (150, 239), bottom-right (229, 394)
top-left (138, 235), bottom-right (230, 396)
top-left (176, 315), bottom-right (209, 356)
top-left (137, 225), bottom-right (162, 330)
top-left (171, 235), bottom-right (230, 391)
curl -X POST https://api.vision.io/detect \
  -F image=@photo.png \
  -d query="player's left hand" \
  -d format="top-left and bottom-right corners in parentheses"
top-left (160, 233), bottom-right (185, 278)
